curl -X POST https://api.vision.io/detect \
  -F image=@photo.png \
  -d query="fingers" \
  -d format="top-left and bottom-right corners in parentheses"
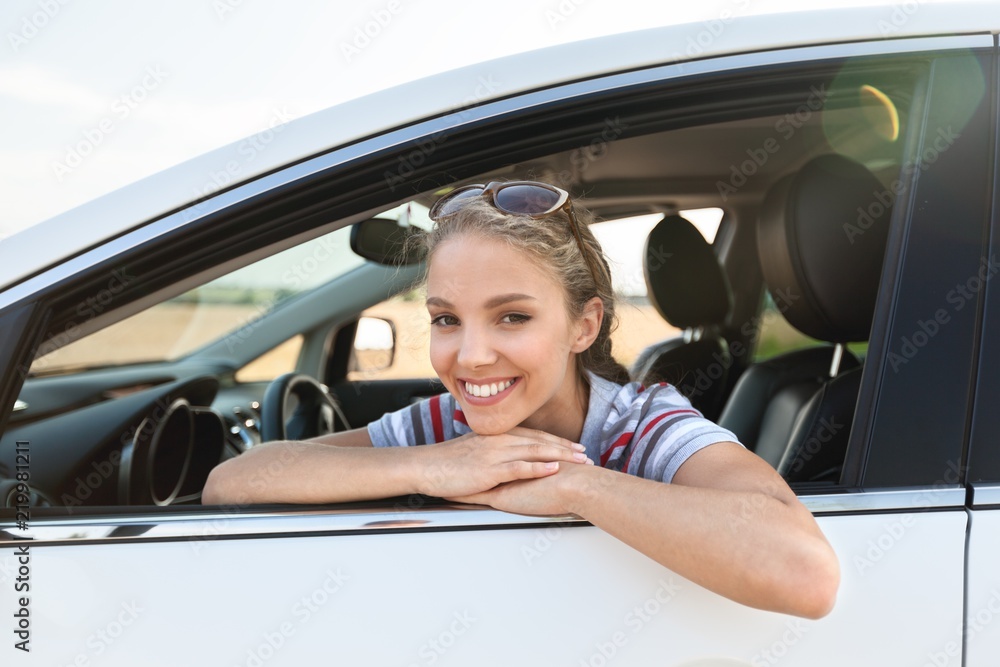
top-left (513, 442), bottom-right (592, 466)
top-left (505, 427), bottom-right (585, 452)
top-left (504, 460), bottom-right (563, 480)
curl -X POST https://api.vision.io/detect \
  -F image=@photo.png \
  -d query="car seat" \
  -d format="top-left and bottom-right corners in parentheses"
top-left (716, 153), bottom-right (893, 482)
top-left (631, 214), bottom-right (733, 421)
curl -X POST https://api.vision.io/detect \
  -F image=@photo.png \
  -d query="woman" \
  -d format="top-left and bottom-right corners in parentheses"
top-left (203, 181), bottom-right (840, 619)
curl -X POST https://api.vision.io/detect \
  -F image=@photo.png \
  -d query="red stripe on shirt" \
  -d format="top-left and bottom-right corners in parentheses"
top-left (429, 395), bottom-right (444, 442)
top-left (622, 409), bottom-right (699, 471)
top-left (600, 431), bottom-right (634, 467)
top-left (454, 409), bottom-right (468, 426)
top-left (639, 409), bottom-right (698, 441)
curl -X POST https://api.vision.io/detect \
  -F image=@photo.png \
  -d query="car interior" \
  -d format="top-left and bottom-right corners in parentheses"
top-left (0, 55), bottom-right (919, 514)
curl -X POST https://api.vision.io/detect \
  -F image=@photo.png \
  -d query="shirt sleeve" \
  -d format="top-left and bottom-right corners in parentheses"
top-left (366, 394), bottom-right (458, 447)
top-left (607, 383), bottom-right (742, 484)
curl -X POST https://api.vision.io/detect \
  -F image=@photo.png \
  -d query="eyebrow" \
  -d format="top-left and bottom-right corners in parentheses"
top-left (426, 293), bottom-right (537, 309)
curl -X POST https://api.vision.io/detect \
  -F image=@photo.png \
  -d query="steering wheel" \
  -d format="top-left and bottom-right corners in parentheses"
top-left (260, 373), bottom-right (340, 442)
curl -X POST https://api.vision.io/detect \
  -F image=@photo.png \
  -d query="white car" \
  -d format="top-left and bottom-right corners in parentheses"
top-left (3, 3), bottom-right (1000, 665)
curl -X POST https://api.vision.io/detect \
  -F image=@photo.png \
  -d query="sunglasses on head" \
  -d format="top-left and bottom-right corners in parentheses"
top-left (429, 181), bottom-right (601, 283)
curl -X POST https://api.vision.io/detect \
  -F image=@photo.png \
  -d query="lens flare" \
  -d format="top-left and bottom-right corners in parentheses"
top-left (859, 84), bottom-right (899, 141)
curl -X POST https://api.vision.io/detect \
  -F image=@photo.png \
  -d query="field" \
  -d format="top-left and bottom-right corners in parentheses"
top-left (33, 298), bottom-right (816, 382)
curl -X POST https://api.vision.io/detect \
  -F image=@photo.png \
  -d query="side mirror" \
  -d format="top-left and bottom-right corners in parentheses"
top-left (350, 217), bottom-right (424, 266)
top-left (351, 316), bottom-right (396, 375)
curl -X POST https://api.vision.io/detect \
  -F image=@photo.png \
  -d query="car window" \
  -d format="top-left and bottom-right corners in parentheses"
top-left (347, 291), bottom-right (435, 381)
top-left (593, 209), bottom-right (723, 369)
top-left (754, 302), bottom-right (869, 361)
top-left (235, 335), bottom-right (305, 383)
top-left (28, 225), bottom-right (364, 376)
top-left (6, 37), bottom-right (977, 520)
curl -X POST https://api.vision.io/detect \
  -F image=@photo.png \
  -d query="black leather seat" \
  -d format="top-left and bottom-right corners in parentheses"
top-left (631, 214), bottom-right (733, 421)
top-left (716, 154), bottom-right (893, 482)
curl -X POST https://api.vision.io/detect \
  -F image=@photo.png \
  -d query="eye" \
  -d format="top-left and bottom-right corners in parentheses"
top-left (430, 314), bottom-right (459, 327)
top-left (500, 313), bottom-right (531, 325)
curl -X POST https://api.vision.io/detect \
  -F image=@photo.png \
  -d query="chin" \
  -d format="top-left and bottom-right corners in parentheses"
top-left (464, 411), bottom-right (519, 436)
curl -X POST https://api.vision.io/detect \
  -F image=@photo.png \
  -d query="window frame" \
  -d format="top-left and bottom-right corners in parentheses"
top-left (0, 35), bottom-right (991, 524)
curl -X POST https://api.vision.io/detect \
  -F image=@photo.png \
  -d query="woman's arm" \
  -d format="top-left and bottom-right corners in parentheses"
top-left (446, 442), bottom-right (840, 619)
top-left (201, 427), bottom-right (590, 505)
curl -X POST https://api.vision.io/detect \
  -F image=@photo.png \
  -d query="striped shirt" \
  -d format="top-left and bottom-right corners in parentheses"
top-left (367, 371), bottom-right (741, 484)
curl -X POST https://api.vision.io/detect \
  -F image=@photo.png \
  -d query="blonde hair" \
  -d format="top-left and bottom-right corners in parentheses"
top-left (422, 194), bottom-right (630, 385)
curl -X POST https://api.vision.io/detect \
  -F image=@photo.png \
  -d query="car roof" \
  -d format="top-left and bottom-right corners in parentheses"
top-left (2, 1), bottom-right (997, 293)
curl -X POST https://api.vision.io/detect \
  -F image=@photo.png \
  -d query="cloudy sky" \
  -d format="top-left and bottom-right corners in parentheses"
top-left (0, 0), bottom-right (946, 240)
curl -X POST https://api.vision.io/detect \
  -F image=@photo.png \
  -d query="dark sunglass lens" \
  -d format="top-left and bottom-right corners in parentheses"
top-left (434, 188), bottom-right (485, 217)
top-left (495, 185), bottom-right (561, 215)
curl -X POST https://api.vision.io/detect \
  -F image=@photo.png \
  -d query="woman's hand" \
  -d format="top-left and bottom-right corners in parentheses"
top-left (444, 460), bottom-right (599, 516)
top-left (413, 427), bottom-right (592, 499)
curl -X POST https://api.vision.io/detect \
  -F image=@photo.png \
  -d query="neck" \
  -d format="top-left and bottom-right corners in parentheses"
top-left (522, 368), bottom-right (590, 443)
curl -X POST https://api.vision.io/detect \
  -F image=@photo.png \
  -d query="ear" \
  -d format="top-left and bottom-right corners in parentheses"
top-left (570, 296), bottom-right (604, 353)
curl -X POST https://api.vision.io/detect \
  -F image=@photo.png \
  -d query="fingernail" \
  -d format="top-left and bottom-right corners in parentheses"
top-left (546, 462), bottom-right (559, 470)
top-left (573, 452), bottom-right (588, 462)
top-left (586, 458), bottom-right (595, 465)
top-left (572, 443), bottom-right (586, 452)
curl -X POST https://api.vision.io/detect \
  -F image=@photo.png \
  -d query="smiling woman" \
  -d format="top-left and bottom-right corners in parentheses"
top-left (203, 181), bottom-right (840, 619)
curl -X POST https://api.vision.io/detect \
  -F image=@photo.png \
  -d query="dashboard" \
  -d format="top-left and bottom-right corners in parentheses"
top-left (0, 362), bottom-right (262, 510)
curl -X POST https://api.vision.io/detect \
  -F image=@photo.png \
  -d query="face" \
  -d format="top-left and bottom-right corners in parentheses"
top-left (426, 235), bottom-right (600, 436)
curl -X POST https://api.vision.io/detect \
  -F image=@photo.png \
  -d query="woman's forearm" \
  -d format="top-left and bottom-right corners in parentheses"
top-left (562, 461), bottom-right (840, 619)
top-left (202, 438), bottom-right (424, 505)
top-left (202, 426), bottom-right (586, 506)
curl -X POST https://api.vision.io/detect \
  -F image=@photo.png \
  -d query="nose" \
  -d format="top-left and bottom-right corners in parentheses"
top-left (456, 325), bottom-right (498, 369)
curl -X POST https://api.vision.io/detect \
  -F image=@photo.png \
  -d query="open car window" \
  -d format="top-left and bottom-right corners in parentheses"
top-left (5, 36), bottom-right (980, 518)
top-left (28, 224), bottom-right (370, 376)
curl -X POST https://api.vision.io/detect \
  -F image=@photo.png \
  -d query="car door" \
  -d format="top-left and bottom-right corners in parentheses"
top-left (964, 46), bottom-right (1000, 663)
top-left (0, 30), bottom-right (993, 666)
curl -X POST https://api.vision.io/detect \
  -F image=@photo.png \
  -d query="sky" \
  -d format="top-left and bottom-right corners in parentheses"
top-left (0, 0), bottom-right (949, 241)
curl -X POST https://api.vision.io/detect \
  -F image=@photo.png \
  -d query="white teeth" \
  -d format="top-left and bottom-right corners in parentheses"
top-left (465, 379), bottom-right (515, 397)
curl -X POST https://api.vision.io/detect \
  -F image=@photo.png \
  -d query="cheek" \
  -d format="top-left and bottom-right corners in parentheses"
top-left (428, 335), bottom-right (446, 371)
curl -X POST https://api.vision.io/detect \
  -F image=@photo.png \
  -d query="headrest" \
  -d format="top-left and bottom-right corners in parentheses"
top-left (644, 214), bottom-right (732, 329)
top-left (758, 154), bottom-right (891, 342)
